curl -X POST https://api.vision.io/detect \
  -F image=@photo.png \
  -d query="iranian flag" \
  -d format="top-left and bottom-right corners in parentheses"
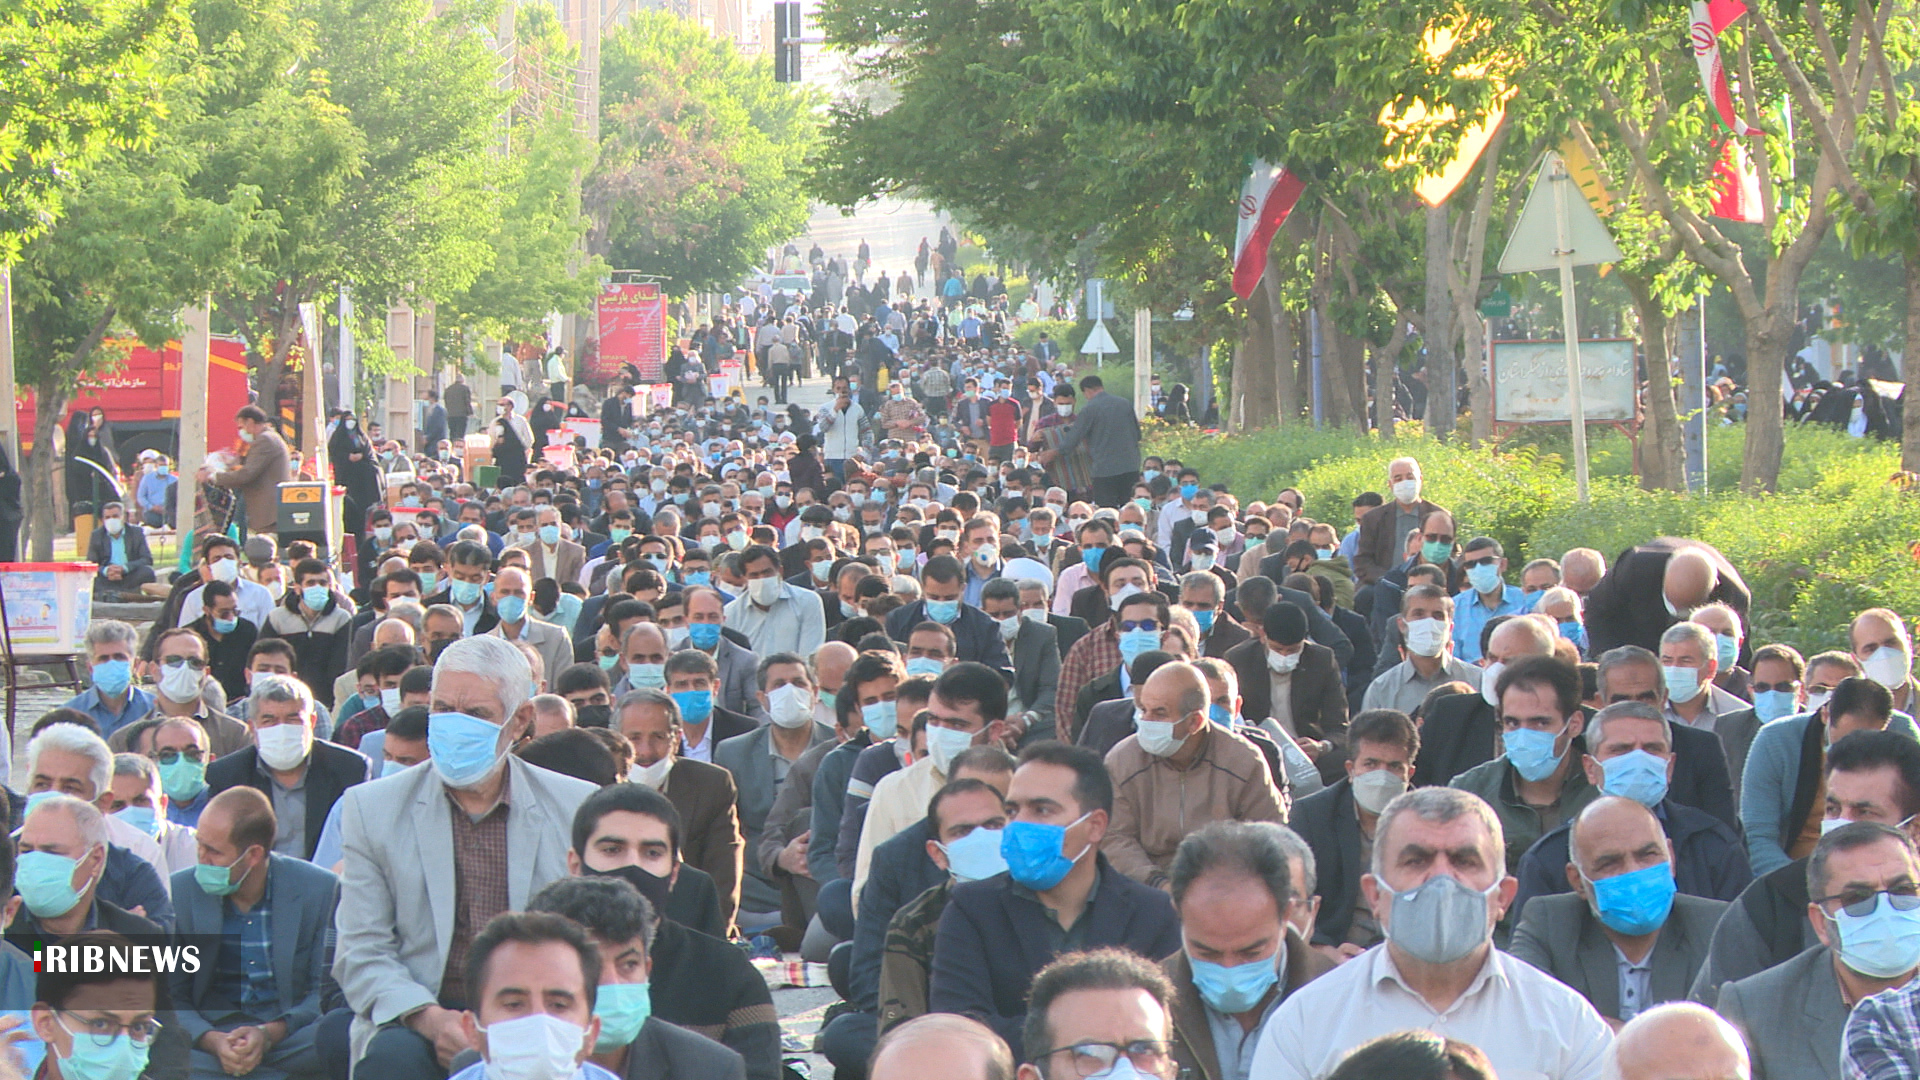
top-left (1232, 160), bottom-right (1306, 301)
top-left (1691, 0), bottom-right (1763, 135)
top-left (1711, 138), bottom-right (1765, 222)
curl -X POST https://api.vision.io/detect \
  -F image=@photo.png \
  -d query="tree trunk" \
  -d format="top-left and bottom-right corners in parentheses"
top-left (25, 374), bottom-right (66, 561)
top-left (1265, 269), bottom-right (1298, 425)
top-left (1904, 255), bottom-right (1920, 475)
top-left (1374, 319), bottom-right (1409, 439)
top-left (1740, 307), bottom-right (1794, 492)
top-left (1621, 274), bottom-right (1685, 491)
top-left (1424, 205), bottom-right (1456, 439)
top-left (1232, 283), bottom-right (1277, 432)
top-left (252, 301), bottom-right (304, 429)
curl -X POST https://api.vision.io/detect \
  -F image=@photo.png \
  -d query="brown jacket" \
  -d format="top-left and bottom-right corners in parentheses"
top-left (1101, 725), bottom-right (1286, 888)
top-left (1351, 497), bottom-right (1445, 585)
top-left (1162, 927), bottom-right (1334, 1080)
top-left (107, 707), bottom-right (252, 758)
top-left (212, 429), bottom-right (290, 534)
top-left (664, 758), bottom-right (745, 935)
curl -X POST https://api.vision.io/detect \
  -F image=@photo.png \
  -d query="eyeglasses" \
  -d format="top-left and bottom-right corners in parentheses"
top-left (58, 1011), bottom-right (163, 1047)
top-left (151, 748), bottom-right (206, 765)
top-left (1119, 619), bottom-right (1160, 633)
top-left (1817, 883), bottom-right (1920, 917)
top-left (1036, 1040), bottom-right (1176, 1079)
top-left (1751, 680), bottom-right (1801, 694)
top-left (160, 657), bottom-right (207, 671)
top-left (1422, 533), bottom-right (1455, 545)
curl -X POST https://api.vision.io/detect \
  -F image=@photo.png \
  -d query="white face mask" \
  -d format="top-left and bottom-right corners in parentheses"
top-left (158, 661), bottom-right (202, 705)
top-left (1266, 649), bottom-right (1301, 674)
top-left (1481, 660), bottom-right (1506, 707)
top-left (1403, 617), bottom-right (1448, 658)
top-left (767, 682), bottom-right (815, 729)
top-left (256, 723), bottom-right (313, 771)
top-left (209, 557), bottom-right (239, 583)
top-left (475, 1012), bottom-right (590, 1080)
top-left (1391, 477), bottom-right (1421, 504)
top-left (103, 516), bottom-right (125, 535)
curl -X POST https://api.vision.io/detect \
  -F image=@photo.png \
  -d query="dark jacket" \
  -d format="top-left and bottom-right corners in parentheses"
top-left (1412, 692), bottom-right (1738, 829)
top-left (169, 854), bottom-right (338, 1043)
top-left (86, 523), bottom-right (153, 575)
top-left (621, 1016), bottom-right (748, 1080)
top-left (664, 758), bottom-right (745, 933)
top-left (884, 600), bottom-right (1012, 670)
top-left (1224, 639), bottom-right (1347, 780)
top-left (1200, 613), bottom-right (1252, 660)
top-left (1233, 583), bottom-right (1354, 671)
top-left (929, 855), bottom-right (1181, 1056)
top-left (1512, 800), bottom-right (1753, 922)
top-left (1048, 613), bottom-right (1090, 660)
top-left (1351, 497), bottom-right (1445, 585)
top-left (1689, 856), bottom-right (1818, 1004)
top-left (1511, 892), bottom-right (1725, 1022)
top-left (422, 588), bottom-right (501, 634)
top-left (850, 818), bottom-right (945, 1012)
top-left (1163, 929), bottom-right (1334, 1080)
top-left (1584, 538), bottom-right (1752, 661)
top-left (647, 919), bottom-right (780, 1080)
top-left (1290, 779), bottom-right (1368, 946)
top-left (206, 740), bottom-right (371, 862)
top-left (1329, 605), bottom-right (1375, 709)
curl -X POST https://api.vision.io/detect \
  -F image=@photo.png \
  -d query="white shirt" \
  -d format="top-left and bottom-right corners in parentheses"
top-left (178, 578), bottom-right (275, 630)
top-left (1250, 946), bottom-right (1613, 1080)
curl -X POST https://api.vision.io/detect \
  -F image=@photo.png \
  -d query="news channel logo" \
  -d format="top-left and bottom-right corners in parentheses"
top-left (31, 941), bottom-right (202, 975)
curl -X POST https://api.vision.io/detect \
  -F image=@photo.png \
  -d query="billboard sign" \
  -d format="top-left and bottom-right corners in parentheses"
top-left (1491, 339), bottom-right (1638, 424)
top-left (594, 282), bottom-right (667, 384)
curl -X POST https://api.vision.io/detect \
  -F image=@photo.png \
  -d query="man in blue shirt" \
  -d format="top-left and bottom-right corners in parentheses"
top-left (60, 620), bottom-right (154, 739)
top-left (84, 502), bottom-right (156, 600)
top-left (136, 458), bottom-right (177, 527)
top-left (1453, 536), bottom-right (1538, 663)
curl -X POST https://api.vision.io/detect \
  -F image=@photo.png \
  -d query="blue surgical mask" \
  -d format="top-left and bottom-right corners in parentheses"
top-left (1557, 620), bottom-right (1587, 651)
top-left (599, 654), bottom-right (622, 672)
top-left (1179, 483), bottom-right (1199, 500)
top-left (382, 759), bottom-right (410, 778)
top-left (926, 723), bottom-right (976, 773)
top-left (1831, 892), bottom-right (1920, 978)
top-left (629, 663), bottom-right (666, 689)
top-left (593, 981), bottom-right (653, 1052)
top-left (672, 689), bottom-right (713, 724)
top-left (538, 524), bottom-right (561, 545)
top-left (1193, 609), bottom-right (1215, 634)
top-left (938, 827), bottom-right (1009, 883)
top-left (92, 659), bottom-right (132, 696)
top-left (1714, 632), bottom-right (1740, 671)
top-left (113, 805), bottom-right (160, 837)
top-left (420, 573), bottom-right (439, 596)
top-left (495, 595), bottom-right (527, 623)
top-left (1599, 749), bottom-right (1670, 808)
top-left (925, 598), bottom-right (961, 624)
top-left (213, 616), bottom-right (240, 635)
top-left (1189, 952), bottom-right (1282, 1014)
top-left (905, 657), bottom-right (945, 679)
top-left (688, 622), bottom-right (722, 650)
top-left (1143, 470), bottom-right (1161, 482)
top-left (301, 584), bottom-right (331, 610)
top-left (1585, 861), bottom-right (1677, 936)
top-left (450, 578), bottom-right (483, 606)
top-left (1001, 813), bottom-right (1091, 891)
top-left (1208, 704), bottom-right (1233, 726)
top-left (16, 848), bottom-right (95, 918)
top-left (1503, 726), bottom-right (1565, 782)
top-left (427, 710), bottom-right (506, 789)
top-left (1081, 547), bottom-right (1106, 574)
top-left (862, 701), bottom-right (899, 739)
top-left (194, 849), bottom-right (253, 897)
top-left (159, 756), bottom-right (207, 802)
top-left (52, 1017), bottom-right (150, 1080)
top-left (1754, 689), bottom-right (1798, 722)
top-left (1662, 665), bottom-right (1702, 703)
top-left (1421, 540), bottom-right (1453, 565)
top-left (1119, 629), bottom-right (1161, 665)
top-left (1466, 562), bottom-right (1503, 595)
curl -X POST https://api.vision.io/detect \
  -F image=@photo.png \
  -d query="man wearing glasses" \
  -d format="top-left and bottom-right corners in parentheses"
top-left (1018, 948), bottom-right (1182, 1080)
top-left (110, 629), bottom-right (251, 760)
top-left (30, 930), bottom-right (164, 1080)
top-left (1450, 537), bottom-right (1538, 664)
top-left (1722, 820), bottom-right (1920, 1080)
top-left (151, 718), bottom-right (215, 828)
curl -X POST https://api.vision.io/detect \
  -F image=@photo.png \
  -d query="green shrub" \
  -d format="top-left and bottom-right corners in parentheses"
top-left (1014, 319), bottom-right (1075, 351)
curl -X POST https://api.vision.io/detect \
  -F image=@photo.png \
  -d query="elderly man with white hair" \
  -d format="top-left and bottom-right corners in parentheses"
top-left (322, 635), bottom-right (598, 1077)
top-left (24, 722), bottom-right (175, 926)
top-left (7, 794), bottom-right (164, 944)
top-left (207, 673), bottom-right (370, 862)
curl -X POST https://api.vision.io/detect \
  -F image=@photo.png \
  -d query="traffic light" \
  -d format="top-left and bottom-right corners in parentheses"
top-left (774, 2), bottom-right (802, 83)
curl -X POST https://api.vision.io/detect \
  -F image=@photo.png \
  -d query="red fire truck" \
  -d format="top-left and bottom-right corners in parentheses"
top-left (14, 336), bottom-right (254, 458)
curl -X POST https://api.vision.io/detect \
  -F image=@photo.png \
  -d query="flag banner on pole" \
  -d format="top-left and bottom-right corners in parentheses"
top-left (1690, 0), bottom-right (1763, 135)
top-left (1232, 160), bottom-right (1306, 301)
top-left (1710, 138), bottom-right (1765, 223)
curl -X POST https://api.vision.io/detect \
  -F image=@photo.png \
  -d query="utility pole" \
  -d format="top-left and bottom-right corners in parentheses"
top-left (1133, 308), bottom-right (1151, 420)
top-left (174, 304), bottom-right (211, 546)
top-left (0, 265), bottom-right (18, 475)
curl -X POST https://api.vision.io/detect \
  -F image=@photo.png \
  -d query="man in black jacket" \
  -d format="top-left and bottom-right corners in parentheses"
top-left (1290, 710), bottom-right (1419, 953)
top-left (206, 674), bottom-right (369, 862)
top-left (87, 501), bottom-right (155, 599)
top-left (884, 556), bottom-right (1012, 670)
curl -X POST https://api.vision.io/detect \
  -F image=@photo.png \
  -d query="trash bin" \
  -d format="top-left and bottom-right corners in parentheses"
top-left (473, 464), bottom-right (500, 488)
top-left (278, 481), bottom-right (341, 556)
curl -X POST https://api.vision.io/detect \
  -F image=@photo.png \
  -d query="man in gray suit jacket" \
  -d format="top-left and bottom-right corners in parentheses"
top-left (1716, 821), bottom-right (1920, 1080)
top-left (328, 636), bottom-right (598, 1077)
top-left (1039, 375), bottom-right (1141, 507)
top-left (172, 787), bottom-right (338, 1080)
top-left (982, 579), bottom-right (1060, 743)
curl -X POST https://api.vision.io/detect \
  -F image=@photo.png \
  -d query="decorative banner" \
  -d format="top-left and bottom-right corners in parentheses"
top-left (1710, 138), bottom-right (1766, 222)
top-left (1691, 0), bottom-right (1764, 135)
top-left (1231, 160), bottom-right (1307, 300)
top-left (594, 282), bottom-right (667, 384)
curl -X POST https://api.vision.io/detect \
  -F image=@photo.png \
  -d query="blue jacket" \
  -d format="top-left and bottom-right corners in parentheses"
top-left (930, 855), bottom-right (1180, 1057)
top-left (1512, 799), bottom-right (1752, 922)
top-left (1741, 710), bottom-right (1920, 874)
top-left (169, 854), bottom-right (340, 1042)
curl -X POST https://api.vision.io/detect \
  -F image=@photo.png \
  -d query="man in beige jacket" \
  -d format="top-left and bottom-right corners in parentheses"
top-left (1102, 661), bottom-right (1287, 889)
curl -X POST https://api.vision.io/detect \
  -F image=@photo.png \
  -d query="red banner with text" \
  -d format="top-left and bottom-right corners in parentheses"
top-left (594, 282), bottom-right (666, 384)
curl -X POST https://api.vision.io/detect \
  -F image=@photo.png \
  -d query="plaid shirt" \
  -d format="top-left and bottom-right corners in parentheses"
top-left (333, 705), bottom-right (390, 753)
top-left (438, 773), bottom-right (512, 1007)
top-left (1055, 620), bottom-right (1121, 739)
top-left (1846, 979), bottom-right (1920, 1079)
top-left (879, 397), bottom-right (926, 435)
top-left (215, 868), bottom-right (278, 1020)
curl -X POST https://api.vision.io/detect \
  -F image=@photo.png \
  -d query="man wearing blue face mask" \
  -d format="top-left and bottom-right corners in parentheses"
top-left (1163, 821), bottom-right (1334, 1080)
top-left (28, 928), bottom-right (164, 1080)
top-left (321, 636), bottom-right (597, 1080)
top-left (1510, 703), bottom-right (1750, 922)
top-left (1721, 821), bottom-right (1920, 1080)
top-left (1449, 655), bottom-right (1597, 875)
top-left (63, 621), bottom-right (153, 742)
top-left (1450, 537), bottom-right (1537, 664)
top-left (1252, 786), bottom-right (1612, 1080)
top-left (884, 556), bottom-right (1012, 669)
top-left (1511, 796), bottom-right (1727, 1026)
top-left (514, 506), bottom-right (587, 587)
top-left (425, 541), bottom-right (500, 637)
top-left (929, 742), bottom-right (1180, 1056)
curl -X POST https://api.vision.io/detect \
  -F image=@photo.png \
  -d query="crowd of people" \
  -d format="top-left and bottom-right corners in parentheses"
top-left (11, 297), bottom-right (1920, 1080)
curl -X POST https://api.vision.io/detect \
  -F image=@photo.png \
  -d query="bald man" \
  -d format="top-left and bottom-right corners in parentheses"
top-left (869, 1013), bottom-right (1014, 1080)
top-left (1101, 662), bottom-right (1285, 888)
top-left (1562, 548), bottom-right (1607, 598)
top-left (1609, 1002), bottom-right (1749, 1080)
top-left (1584, 538), bottom-right (1750, 661)
top-left (812, 641), bottom-right (858, 727)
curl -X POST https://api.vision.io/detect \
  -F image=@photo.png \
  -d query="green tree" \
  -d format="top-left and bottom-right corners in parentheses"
top-left (591, 12), bottom-right (818, 294)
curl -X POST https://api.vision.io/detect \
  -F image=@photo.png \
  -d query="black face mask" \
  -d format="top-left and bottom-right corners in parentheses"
top-left (584, 861), bottom-right (672, 914)
top-left (575, 703), bottom-right (612, 729)
top-left (429, 637), bottom-right (458, 662)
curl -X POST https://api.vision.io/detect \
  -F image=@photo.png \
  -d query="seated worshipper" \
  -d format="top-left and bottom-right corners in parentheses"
top-left (612, 687), bottom-right (745, 934)
top-left (152, 716), bottom-right (216, 827)
top-left (662, 647), bottom-right (756, 764)
top-left (171, 787), bottom-right (338, 1080)
top-left (1194, 655), bottom-right (1319, 802)
top-left (1164, 822), bottom-right (1335, 1080)
top-left (331, 645), bottom-right (416, 751)
top-left (530, 695), bottom-right (577, 738)
top-left (6, 795), bottom-right (164, 948)
top-left (1249, 787), bottom-right (1613, 1080)
top-left (1101, 661), bottom-right (1286, 888)
top-left (1181, 569), bottom-right (1252, 662)
top-left (1511, 702), bottom-right (1750, 921)
top-left (1510, 796), bottom-right (1727, 1025)
top-left (107, 753), bottom-right (197, 874)
top-left (1290, 709), bottom-right (1420, 955)
top-left (556, 663), bottom-right (615, 730)
top-left (515, 728), bottom-right (618, 786)
top-left (1449, 655), bottom-right (1597, 874)
top-left (1614, 1003), bottom-right (1751, 1080)
top-left (89, 501), bottom-right (157, 600)
top-left (1360, 584), bottom-right (1483, 716)
top-left (257, 558), bottom-right (354, 709)
top-left (1054, 556), bottom-right (1159, 736)
top-left (818, 747), bottom-right (1015, 1078)
top-left (927, 741), bottom-right (1182, 1054)
top-left (325, 636), bottom-right (597, 1079)
top-left (343, 664), bottom-right (431, 770)
top-left (1410, 613), bottom-right (1558, 789)
top-left (442, 911), bottom-right (616, 1080)
top-left (24, 722), bottom-right (174, 926)
top-left (1225, 602), bottom-right (1347, 783)
top-left (1742, 675), bottom-right (1918, 876)
top-left (883, 555), bottom-right (1012, 669)
top-left (868, 1013), bottom-right (1014, 1080)
top-left (855, 663), bottom-right (1010, 902)
top-left (980, 578), bottom-right (1061, 745)
top-left (1655, 620), bottom-right (1751, 737)
top-left (525, 877), bottom-right (748, 1080)
top-left (206, 674), bottom-right (369, 863)
top-left (192, 580), bottom-right (262, 704)
top-left (485, 565), bottom-right (574, 694)
top-left (1716, 821), bottom-right (1920, 1080)
top-left (714, 652), bottom-right (835, 941)
top-left (725, 544), bottom-right (827, 657)
top-left (28, 930), bottom-right (167, 1080)
top-left (1019, 948), bottom-right (1182, 1080)
top-left (560, 786), bottom-right (777, 1080)
top-left (751, 641), bottom-right (858, 939)
top-left (61, 619), bottom-right (155, 743)
top-left (113, 627), bottom-right (253, 758)
top-left (1583, 645), bottom-right (1740, 830)
top-left (1691, 729), bottom-right (1920, 1003)
top-left (1078, 651), bottom-right (1180, 761)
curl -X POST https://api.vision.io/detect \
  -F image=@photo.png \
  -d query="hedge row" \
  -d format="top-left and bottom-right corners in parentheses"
top-left (1142, 422), bottom-right (1919, 657)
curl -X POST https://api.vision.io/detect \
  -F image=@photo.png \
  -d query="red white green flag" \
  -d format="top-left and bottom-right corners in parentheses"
top-left (1232, 160), bottom-right (1306, 301)
top-left (1691, 0), bottom-right (1764, 135)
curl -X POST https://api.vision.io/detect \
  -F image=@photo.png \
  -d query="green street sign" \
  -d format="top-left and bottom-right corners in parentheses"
top-left (1479, 286), bottom-right (1512, 320)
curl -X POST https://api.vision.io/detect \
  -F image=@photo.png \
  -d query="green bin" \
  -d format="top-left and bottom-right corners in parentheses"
top-left (473, 464), bottom-right (500, 488)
